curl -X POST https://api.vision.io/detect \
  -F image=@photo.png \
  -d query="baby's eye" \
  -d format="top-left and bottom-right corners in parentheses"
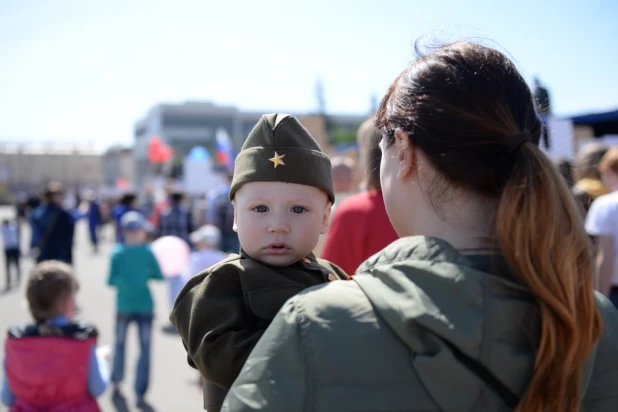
top-left (253, 205), bottom-right (268, 213)
top-left (291, 206), bottom-right (306, 214)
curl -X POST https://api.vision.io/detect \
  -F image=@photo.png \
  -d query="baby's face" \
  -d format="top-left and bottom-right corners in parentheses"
top-left (233, 181), bottom-right (331, 266)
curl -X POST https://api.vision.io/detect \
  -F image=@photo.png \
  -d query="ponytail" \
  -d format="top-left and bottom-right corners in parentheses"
top-left (496, 143), bottom-right (602, 411)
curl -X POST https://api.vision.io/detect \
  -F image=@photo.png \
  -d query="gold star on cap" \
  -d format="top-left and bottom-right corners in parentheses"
top-left (269, 151), bottom-right (286, 168)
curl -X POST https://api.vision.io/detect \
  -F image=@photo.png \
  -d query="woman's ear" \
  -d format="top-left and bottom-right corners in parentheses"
top-left (394, 128), bottom-right (415, 180)
top-left (320, 202), bottom-right (332, 235)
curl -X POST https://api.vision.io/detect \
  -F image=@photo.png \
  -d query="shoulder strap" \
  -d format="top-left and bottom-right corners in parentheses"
top-left (442, 339), bottom-right (519, 409)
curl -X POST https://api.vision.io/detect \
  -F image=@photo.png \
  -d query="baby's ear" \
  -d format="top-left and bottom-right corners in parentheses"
top-left (320, 202), bottom-right (332, 235)
top-left (232, 200), bottom-right (238, 233)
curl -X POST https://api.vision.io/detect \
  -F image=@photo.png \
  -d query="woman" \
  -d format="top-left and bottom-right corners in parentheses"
top-left (221, 41), bottom-right (618, 411)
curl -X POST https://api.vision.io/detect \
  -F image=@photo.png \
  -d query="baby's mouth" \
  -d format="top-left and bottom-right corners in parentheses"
top-left (265, 242), bottom-right (290, 255)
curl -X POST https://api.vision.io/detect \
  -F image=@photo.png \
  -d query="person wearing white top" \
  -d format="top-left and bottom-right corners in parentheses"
top-left (585, 147), bottom-right (618, 307)
top-left (1, 219), bottom-right (21, 290)
top-left (165, 225), bottom-right (228, 328)
top-left (185, 225), bottom-right (228, 279)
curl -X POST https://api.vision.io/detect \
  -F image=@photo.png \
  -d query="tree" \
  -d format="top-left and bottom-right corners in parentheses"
top-left (331, 128), bottom-right (357, 145)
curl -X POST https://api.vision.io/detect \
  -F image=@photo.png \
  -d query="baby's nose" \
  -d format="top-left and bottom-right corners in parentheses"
top-left (268, 215), bottom-right (291, 233)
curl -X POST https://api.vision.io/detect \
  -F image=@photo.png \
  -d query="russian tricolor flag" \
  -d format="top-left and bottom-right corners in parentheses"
top-left (215, 128), bottom-right (235, 172)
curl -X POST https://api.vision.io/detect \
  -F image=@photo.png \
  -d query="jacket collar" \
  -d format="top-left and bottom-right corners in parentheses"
top-left (357, 236), bottom-right (475, 274)
top-left (239, 247), bottom-right (319, 269)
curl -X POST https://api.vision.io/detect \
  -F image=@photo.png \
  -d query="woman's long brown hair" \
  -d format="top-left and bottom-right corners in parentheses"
top-left (497, 142), bottom-right (602, 411)
top-left (376, 40), bottom-right (602, 411)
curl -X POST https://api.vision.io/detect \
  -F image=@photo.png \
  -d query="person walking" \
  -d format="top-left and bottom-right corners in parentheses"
top-left (30, 182), bottom-right (75, 265)
top-left (156, 191), bottom-right (194, 310)
top-left (585, 147), bottom-right (618, 306)
top-left (1, 219), bottom-right (21, 290)
top-left (223, 41), bottom-right (618, 412)
top-left (82, 190), bottom-right (102, 254)
top-left (111, 192), bottom-right (140, 244)
top-left (108, 212), bottom-right (164, 407)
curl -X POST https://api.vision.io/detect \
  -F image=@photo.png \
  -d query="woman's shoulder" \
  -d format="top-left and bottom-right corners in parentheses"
top-left (291, 280), bottom-right (375, 323)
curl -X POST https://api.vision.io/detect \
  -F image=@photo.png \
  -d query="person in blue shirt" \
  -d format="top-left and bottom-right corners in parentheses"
top-left (1, 260), bottom-right (108, 409)
top-left (83, 190), bottom-right (103, 254)
top-left (107, 211), bottom-right (164, 407)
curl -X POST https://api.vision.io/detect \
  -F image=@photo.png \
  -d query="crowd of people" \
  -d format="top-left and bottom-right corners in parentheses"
top-left (1, 176), bottom-right (243, 409)
top-left (2, 40), bottom-right (618, 412)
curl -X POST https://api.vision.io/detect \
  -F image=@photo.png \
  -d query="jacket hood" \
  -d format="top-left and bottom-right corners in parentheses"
top-left (353, 236), bottom-right (597, 411)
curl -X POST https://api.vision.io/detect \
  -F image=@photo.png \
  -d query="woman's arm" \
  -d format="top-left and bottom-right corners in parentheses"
top-left (222, 297), bottom-right (307, 411)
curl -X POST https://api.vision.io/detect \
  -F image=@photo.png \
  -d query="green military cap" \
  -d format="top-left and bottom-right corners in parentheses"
top-left (229, 113), bottom-right (335, 203)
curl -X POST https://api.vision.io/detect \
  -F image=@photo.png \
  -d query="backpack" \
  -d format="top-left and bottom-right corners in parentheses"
top-left (213, 193), bottom-right (235, 235)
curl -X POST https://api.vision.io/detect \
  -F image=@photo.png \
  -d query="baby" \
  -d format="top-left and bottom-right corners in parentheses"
top-left (170, 113), bottom-right (348, 411)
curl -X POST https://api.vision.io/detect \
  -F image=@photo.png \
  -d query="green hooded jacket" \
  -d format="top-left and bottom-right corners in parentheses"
top-left (222, 236), bottom-right (618, 411)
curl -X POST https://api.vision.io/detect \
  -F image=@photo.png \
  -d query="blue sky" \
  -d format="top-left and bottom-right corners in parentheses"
top-left (1, 0), bottom-right (617, 149)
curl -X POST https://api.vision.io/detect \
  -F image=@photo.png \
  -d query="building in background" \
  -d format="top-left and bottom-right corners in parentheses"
top-left (0, 142), bottom-right (102, 203)
top-left (102, 146), bottom-right (134, 188)
top-left (133, 101), bottom-right (262, 186)
top-left (133, 101), bottom-right (366, 186)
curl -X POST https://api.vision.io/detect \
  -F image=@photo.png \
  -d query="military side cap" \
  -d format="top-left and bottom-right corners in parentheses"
top-left (229, 113), bottom-right (334, 203)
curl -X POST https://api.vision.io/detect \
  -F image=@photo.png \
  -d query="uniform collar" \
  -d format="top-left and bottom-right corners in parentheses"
top-left (239, 248), bottom-right (318, 269)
